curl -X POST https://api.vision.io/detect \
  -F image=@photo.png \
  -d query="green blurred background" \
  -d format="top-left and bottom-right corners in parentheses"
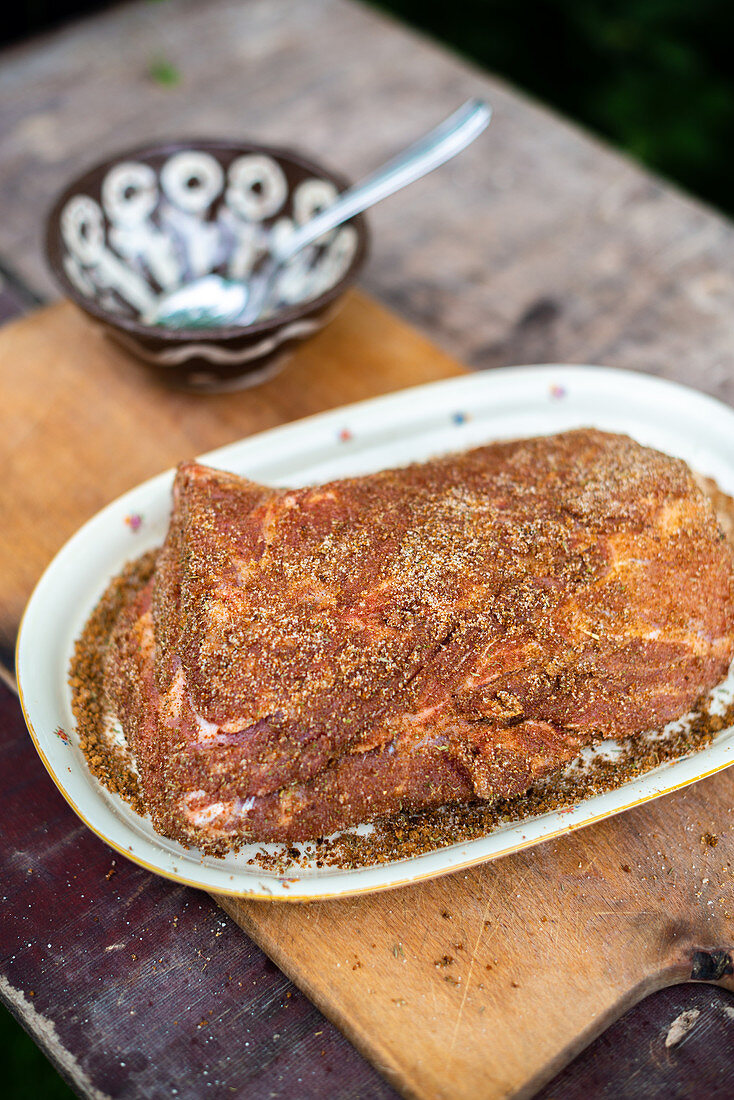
top-left (4, 0), bottom-right (734, 1095)
top-left (5, 0), bottom-right (734, 215)
top-left (378, 0), bottom-right (734, 215)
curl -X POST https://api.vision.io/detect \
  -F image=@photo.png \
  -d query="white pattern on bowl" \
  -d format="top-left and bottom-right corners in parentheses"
top-left (60, 151), bottom-right (357, 324)
top-left (46, 140), bottom-right (369, 391)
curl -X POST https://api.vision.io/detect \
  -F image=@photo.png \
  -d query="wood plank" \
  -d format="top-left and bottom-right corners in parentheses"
top-left (3, 658), bottom-right (731, 1099)
top-left (2, 0), bottom-right (734, 401)
top-left (3, 2), bottom-right (734, 1093)
top-left (0, 277), bottom-right (33, 683)
top-left (2, 295), bottom-right (732, 1100)
top-left (536, 983), bottom-right (734, 1100)
top-left (0, 680), bottom-right (399, 1100)
top-left (220, 772), bottom-right (734, 1100)
top-left (0, 293), bottom-right (462, 651)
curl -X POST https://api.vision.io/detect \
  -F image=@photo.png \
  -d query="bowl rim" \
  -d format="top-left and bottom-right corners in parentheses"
top-left (45, 136), bottom-right (370, 343)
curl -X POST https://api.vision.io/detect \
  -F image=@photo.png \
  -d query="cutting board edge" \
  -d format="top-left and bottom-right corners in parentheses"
top-left (213, 893), bottom-right (733, 1100)
top-left (214, 893), bottom-right (421, 1099)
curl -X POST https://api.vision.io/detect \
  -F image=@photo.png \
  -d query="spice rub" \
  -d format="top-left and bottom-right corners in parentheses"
top-left (71, 428), bottom-right (734, 852)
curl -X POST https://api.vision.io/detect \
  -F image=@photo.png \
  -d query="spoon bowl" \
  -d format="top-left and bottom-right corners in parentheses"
top-left (45, 139), bottom-right (369, 391)
top-left (150, 99), bottom-right (492, 331)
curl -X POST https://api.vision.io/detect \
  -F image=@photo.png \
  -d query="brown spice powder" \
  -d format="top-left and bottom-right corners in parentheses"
top-left (68, 467), bottom-right (734, 875)
top-left (243, 694), bottom-right (734, 873)
top-left (69, 548), bottom-right (734, 874)
top-left (69, 551), bottom-right (157, 816)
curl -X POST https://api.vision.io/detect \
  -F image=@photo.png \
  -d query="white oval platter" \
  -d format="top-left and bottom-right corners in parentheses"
top-left (16, 365), bottom-right (734, 899)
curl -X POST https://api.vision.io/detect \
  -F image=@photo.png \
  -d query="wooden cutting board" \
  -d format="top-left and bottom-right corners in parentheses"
top-left (2, 296), bottom-right (732, 1100)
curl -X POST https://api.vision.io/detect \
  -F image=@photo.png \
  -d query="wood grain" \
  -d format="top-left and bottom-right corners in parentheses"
top-left (2, 296), bottom-right (732, 1100)
top-left (536, 982), bottom-right (734, 1100)
top-left (4, 0), bottom-right (734, 405)
top-left (220, 772), bottom-right (734, 1100)
top-left (0, 292), bottom-right (461, 652)
top-left (3, 1), bottom-right (734, 1095)
top-left (0, 680), bottom-right (398, 1100)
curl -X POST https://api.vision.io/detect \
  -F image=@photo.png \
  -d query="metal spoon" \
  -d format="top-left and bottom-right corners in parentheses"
top-left (148, 98), bottom-right (492, 330)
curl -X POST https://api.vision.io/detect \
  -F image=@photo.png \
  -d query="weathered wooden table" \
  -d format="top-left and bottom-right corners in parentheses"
top-left (1, 1), bottom-right (733, 1097)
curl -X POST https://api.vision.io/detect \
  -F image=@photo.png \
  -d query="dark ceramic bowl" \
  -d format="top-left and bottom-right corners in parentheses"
top-left (45, 139), bottom-right (369, 392)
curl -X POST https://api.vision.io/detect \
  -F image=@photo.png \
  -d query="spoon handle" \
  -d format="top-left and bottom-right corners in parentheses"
top-left (277, 98), bottom-right (492, 262)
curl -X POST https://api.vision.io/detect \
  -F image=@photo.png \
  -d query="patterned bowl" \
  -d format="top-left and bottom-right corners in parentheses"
top-left (45, 139), bottom-right (369, 392)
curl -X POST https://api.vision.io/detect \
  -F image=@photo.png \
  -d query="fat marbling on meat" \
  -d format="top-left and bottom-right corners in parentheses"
top-left (105, 429), bottom-right (734, 846)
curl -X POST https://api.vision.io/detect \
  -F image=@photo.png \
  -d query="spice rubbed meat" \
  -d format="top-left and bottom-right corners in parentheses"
top-left (102, 429), bottom-right (734, 848)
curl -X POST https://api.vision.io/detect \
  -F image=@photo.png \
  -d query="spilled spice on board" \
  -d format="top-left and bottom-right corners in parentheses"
top-left (69, 547), bottom-right (734, 873)
top-left (67, 474), bottom-right (734, 873)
